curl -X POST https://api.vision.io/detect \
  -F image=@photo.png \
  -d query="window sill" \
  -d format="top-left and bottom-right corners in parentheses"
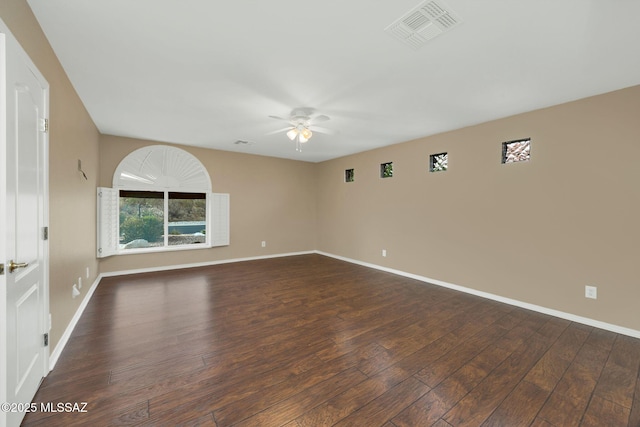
top-left (116, 243), bottom-right (211, 256)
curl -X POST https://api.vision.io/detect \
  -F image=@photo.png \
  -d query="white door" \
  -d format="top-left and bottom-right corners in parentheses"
top-left (0, 21), bottom-right (50, 427)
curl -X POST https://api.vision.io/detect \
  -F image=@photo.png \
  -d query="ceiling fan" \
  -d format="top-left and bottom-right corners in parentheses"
top-left (268, 107), bottom-right (333, 152)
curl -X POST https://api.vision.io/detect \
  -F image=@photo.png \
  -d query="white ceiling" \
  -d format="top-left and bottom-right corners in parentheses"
top-left (27, 0), bottom-right (640, 162)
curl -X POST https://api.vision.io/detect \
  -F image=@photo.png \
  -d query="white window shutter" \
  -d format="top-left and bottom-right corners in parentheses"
top-left (210, 193), bottom-right (230, 247)
top-left (97, 187), bottom-right (119, 257)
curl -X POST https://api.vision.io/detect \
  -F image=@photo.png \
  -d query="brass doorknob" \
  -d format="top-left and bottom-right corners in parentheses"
top-left (9, 260), bottom-right (29, 273)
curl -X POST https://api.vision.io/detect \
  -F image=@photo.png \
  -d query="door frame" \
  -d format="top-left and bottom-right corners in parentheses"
top-left (0, 17), bottom-right (50, 426)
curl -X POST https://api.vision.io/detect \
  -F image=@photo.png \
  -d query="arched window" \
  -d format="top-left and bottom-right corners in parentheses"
top-left (97, 145), bottom-right (229, 257)
top-left (113, 145), bottom-right (212, 191)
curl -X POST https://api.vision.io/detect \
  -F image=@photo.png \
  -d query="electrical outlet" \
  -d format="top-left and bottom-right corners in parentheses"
top-left (382, 249), bottom-right (387, 257)
top-left (86, 267), bottom-right (90, 279)
top-left (585, 285), bottom-right (597, 299)
top-left (261, 241), bottom-right (266, 248)
top-left (78, 277), bottom-right (82, 289)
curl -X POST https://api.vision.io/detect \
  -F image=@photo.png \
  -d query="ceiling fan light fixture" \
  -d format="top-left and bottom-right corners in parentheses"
top-left (269, 108), bottom-right (331, 152)
top-left (301, 127), bottom-right (312, 140)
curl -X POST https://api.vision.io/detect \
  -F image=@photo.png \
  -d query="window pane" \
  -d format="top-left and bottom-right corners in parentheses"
top-left (345, 169), bottom-right (354, 182)
top-left (119, 191), bottom-right (165, 249)
top-left (502, 139), bottom-right (531, 163)
top-left (430, 152), bottom-right (448, 172)
top-left (381, 162), bottom-right (393, 178)
top-left (168, 192), bottom-right (207, 246)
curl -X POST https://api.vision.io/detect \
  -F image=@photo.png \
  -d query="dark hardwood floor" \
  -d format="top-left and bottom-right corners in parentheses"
top-left (22, 254), bottom-right (640, 426)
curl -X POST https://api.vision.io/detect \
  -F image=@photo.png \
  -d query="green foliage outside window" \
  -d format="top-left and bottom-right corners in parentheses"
top-left (119, 191), bottom-right (206, 248)
top-left (168, 198), bottom-right (206, 223)
top-left (345, 169), bottom-right (355, 182)
top-left (381, 162), bottom-right (393, 178)
top-left (120, 215), bottom-right (164, 243)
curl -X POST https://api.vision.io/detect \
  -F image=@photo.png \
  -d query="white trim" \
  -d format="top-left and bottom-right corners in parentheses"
top-left (0, 29), bottom-right (8, 427)
top-left (316, 251), bottom-right (640, 339)
top-left (49, 250), bottom-right (315, 367)
top-left (51, 249), bottom-right (640, 375)
top-left (115, 242), bottom-right (211, 256)
top-left (96, 187), bottom-right (118, 258)
top-left (113, 145), bottom-right (212, 191)
top-left (98, 189), bottom-right (230, 257)
top-left (210, 193), bottom-right (230, 247)
top-left (48, 274), bottom-right (101, 370)
top-left (100, 250), bottom-right (315, 278)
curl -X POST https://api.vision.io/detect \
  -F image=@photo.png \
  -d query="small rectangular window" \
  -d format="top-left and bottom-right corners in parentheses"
top-left (380, 162), bottom-right (393, 178)
top-left (345, 169), bottom-right (355, 182)
top-left (429, 152), bottom-right (448, 172)
top-left (502, 138), bottom-right (531, 164)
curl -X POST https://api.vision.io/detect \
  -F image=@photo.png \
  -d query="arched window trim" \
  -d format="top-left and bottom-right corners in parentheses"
top-left (97, 145), bottom-right (229, 258)
top-left (113, 145), bottom-right (212, 192)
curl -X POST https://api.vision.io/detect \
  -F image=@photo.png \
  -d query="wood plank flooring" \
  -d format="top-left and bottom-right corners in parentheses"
top-left (22, 254), bottom-right (640, 426)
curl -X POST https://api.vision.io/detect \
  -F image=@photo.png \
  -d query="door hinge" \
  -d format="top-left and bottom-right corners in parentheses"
top-left (39, 118), bottom-right (49, 133)
top-left (44, 333), bottom-right (49, 347)
top-left (0, 263), bottom-right (4, 275)
top-left (43, 226), bottom-right (49, 240)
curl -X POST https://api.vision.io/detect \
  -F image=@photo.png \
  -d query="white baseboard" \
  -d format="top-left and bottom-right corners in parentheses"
top-left (49, 250), bottom-right (315, 368)
top-left (316, 251), bottom-right (640, 340)
top-left (49, 273), bottom-right (102, 370)
top-left (100, 250), bottom-right (315, 278)
top-left (50, 249), bottom-right (639, 371)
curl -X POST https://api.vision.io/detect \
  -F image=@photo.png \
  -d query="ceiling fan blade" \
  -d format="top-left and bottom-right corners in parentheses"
top-left (266, 126), bottom-right (292, 135)
top-left (310, 126), bottom-right (336, 135)
top-left (311, 114), bottom-right (330, 124)
top-left (268, 115), bottom-right (291, 122)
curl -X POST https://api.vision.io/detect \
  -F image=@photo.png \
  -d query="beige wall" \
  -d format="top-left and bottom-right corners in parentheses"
top-left (98, 135), bottom-right (317, 273)
top-left (317, 85), bottom-right (640, 332)
top-left (3, 0), bottom-right (639, 356)
top-left (1, 1), bottom-right (101, 350)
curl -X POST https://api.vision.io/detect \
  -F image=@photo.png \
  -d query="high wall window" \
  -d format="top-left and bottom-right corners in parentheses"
top-left (97, 145), bottom-right (229, 257)
top-left (429, 152), bottom-right (448, 172)
top-left (345, 169), bottom-right (355, 182)
top-left (502, 138), bottom-right (531, 164)
top-left (380, 162), bottom-right (393, 178)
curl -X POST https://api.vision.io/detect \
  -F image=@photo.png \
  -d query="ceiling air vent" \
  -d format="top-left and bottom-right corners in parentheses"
top-left (385, 0), bottom-right (462, 50)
